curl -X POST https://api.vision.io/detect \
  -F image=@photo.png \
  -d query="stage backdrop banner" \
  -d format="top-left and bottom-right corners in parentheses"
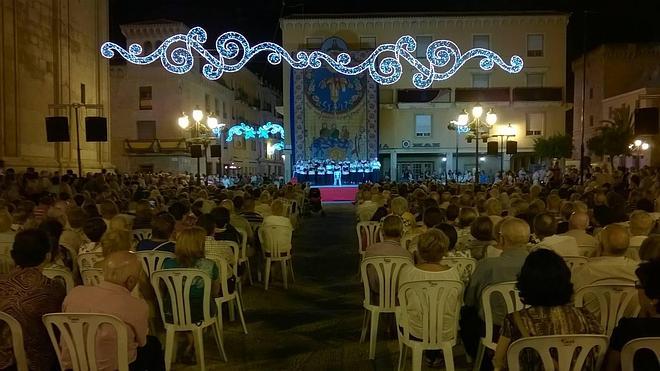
top-left (293, 37), bottom-right (378, 163)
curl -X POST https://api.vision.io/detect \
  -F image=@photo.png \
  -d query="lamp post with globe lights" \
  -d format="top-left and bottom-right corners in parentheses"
top-left (455, 103), bottom-right (497, 184)
top-left (629, 139), bottom-right (650, 171)
top-left (178, 106), bottom-right (222, 185)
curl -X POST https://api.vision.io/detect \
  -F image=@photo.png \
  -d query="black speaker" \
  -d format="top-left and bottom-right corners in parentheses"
top-left (210, 144), bottom-right (221, 158)
top-left (85, 116), bottom-right (108, 142)
top-left (506, 141), bottom-right (518, 155)
top-left (634, 107), bottom-right (659, 135)
top-left (487, 141), bottom-right (498, 155)
top-left (190, 144), bottom-right (203, 158)
top-left (45, 116), bottom-right (70, 142)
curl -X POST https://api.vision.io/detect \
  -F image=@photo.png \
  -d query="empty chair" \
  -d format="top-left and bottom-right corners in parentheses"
top-left (151, 269), bottom-right (226, 370)
top-left (43, 312), bottom-right (130, 371)
top-left (574, 283), bottom-right (640, 337)
top-left (235, 227), bottom-right (253, 286)
top-left (506, 334), bottom-right (608, 371)
top-left (563, 255), bottom-right (588, 272)
top-left (42, 267), bottom-right (75, 293)
top-left (80, 268), bottom-right (104, 286)
top-left (207, 255), bottom-right (248, 336)
top-left (259, 224), bottom-right (294, 290)
top-left (620, 337), bottom-right (660, 371)
top-left (360, 256), bottom-right (412, 360)
top-left (473, 281), bottom-right (525, 371)
top-left (396, 280), bottom-right (464, 371)
top-left (443, 256), bottom-right (477, 283)
top-left (135, 251), bottom-right (175, 277)
top-left (0, 311), bottom-right (28, 371)
top-left (132, 228), bottom-right (152, 243)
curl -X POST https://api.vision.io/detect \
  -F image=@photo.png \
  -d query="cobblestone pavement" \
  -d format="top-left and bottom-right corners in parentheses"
top-left (175, 203), bottom-right (469, 370)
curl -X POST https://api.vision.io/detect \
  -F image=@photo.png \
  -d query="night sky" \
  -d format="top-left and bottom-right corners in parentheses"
top-left (108, 0), bottom-right (660, 90)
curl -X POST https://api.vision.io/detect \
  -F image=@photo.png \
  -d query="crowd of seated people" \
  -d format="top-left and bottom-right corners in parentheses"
top-left (357, 166), bottom-right (660, 370)
top-left (0, 169), bottom-right (305, 370)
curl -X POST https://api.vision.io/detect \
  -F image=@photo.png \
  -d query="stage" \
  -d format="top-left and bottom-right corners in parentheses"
top-left (315, 185), bottom-right (359, 202)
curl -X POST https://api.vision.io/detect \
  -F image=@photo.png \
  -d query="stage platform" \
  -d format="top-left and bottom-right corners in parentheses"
top-left (315, 185), bottom-right (359, 202)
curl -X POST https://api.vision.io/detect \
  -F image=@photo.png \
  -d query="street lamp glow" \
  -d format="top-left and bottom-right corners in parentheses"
top-left (441, 157), bottom-right (447, 162)
top-left (192, 107), bottom-right (204, 122)
top-left (642, 142), bottom-right (650, 150)
top-left (503, 123), bottom-right (516, 137)
top-left (457, 110), bottom-right (469, 126)
top-left (634, 139), bottom-right (642, 147)
top-left (472, 104), bottom-right (483, 118)
top-left (206, 115), bottom-right (219, 129)
top-left (177, 114), bottom-right (190, 129)
top-left (479, 156), bottom-right (486, 162)
top-left (486, 109), bottom-right (497, 125)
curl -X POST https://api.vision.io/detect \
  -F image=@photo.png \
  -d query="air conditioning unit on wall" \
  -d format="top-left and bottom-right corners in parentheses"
top-left (402, 139), bottom-right (412, 148)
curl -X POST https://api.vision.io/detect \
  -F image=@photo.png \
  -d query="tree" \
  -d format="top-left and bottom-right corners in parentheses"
top-left (533, 134), bottom-right (574, 161)
top-left (586, 106), bottom-right (634, 169)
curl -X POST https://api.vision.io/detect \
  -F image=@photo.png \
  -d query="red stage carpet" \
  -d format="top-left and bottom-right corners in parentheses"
top-left (317, 185), bottom-right (359, 202)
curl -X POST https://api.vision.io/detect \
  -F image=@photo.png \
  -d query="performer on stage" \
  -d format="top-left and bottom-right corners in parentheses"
top-left (333, 161), bottom-right (342, 186)
top-left (363, 159), bottom-right (372, 182)
top-left (350, 161), bottom-right (357, 184)
top-left (342, 161), bottom-right (350, 185)
top-left (307, 162), bottom-right (316, 185)
top-left (325, 161), bottom-right (333, 185)
top-left (370, 158), bottom-right (381, 182)
top-left (317, 161), bottom-right (326, 185)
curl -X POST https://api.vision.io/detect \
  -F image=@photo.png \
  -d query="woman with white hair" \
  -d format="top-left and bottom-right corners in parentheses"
top-left (255, 191), bottom-right (272, 217)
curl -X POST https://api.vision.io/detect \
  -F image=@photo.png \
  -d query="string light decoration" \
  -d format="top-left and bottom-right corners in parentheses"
top-left (101, 27), bottom-right (524, 89)
top-left (225, 122), bottom-right (285, 150)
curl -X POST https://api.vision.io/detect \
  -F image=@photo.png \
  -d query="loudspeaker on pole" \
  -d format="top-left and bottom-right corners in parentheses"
top-left (487, 141), bottom-right (498, 155)
top-left (190, 144), bottom-right (203, 158)
top-left (85, 117), bottom-right (108, 142)
top-left (45, 117), bottom-right (71, 142)
top-left (506, 141), bottom-right (518, 155)
top-left (209, 144), bottom-right (221, 158)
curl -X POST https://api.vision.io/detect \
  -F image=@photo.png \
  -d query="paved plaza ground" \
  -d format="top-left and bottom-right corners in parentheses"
top-left (177, 203), bottom-right (471, 370)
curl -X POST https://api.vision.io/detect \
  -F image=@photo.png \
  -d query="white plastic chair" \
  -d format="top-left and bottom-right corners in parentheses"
top-left (563, 255), bottom-right (588, 272)
top-left (135, 251), bottom-right (175, 277)
top-left (473, 281), bottom-right (525, 371)
top-left (80, 268), bottom-right (104, 286)
top-left (401, 234), bottom-right (420, 255)
top-left (43, 267), bottom-right (75, 293)
top-left (206, 255), bottom-right (248, 336)
top-left (356, 221), bottom-right (382, 273)
top-left (0, 311), bottom-right (28, 371)
top-left (132, 228), bottom-right (152, 243)
top-left (43, 313), bottom-right (130, 371)
top-left (396, 280), bottom-right (464, 371)
top-left (574, 283), bottom-right (640, 337)
top-left (360, 256), bottom-right (412, 360)
top-left (236, 227), bottom-right (254, 286)
top-left (76, 252), bottom-right (103, 271)
top-left (443, 256), bottom-right (477, 282)
top-left (506, 334), bottom-right (608, 371)
top-left (620, 337), bottom-right (660, 371)
top-left (259, 224), bottom-right (294, 290)
top-left (205, 240), bottom-right (241, 322)
top-left (151, 269), bottom-right (226, 370)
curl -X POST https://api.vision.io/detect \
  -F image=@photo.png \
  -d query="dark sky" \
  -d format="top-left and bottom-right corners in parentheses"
top-left (108, 0), bottom-right (660, 90)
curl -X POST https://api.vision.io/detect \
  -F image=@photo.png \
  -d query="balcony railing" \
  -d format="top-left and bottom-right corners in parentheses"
top-left (124, 139), bottom-right (188, 155)
top-left (512, 87), bottom-right (563, 102)
top-left (455, 87), bottom-right (511, 102)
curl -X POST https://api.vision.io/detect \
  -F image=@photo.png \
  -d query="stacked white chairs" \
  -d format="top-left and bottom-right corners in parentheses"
top-left (563, 256), bottom-right (588, 272)
top-left (0, 311), bottom-right (28, 371)
top-left (42, 267), bottom-right (75, 293)
top-left (207, 255), bottom-right (248, 336)
top-left (132, 228), bottom-right (152, 243)
top-left (135, 251), bottom-right (175, 277)
top-left (620, 337), bottom-right (660, 370)
top-left (396, 280), bottom-right (464, 371)
top-left (356, 221), bottom-right (382, 273)
top-left (0, 241), bottom-right (14, 274)
top-left (506, 334), bottom-right (608, 371)
top-left (151, 269), bottom-right (227, 370)
top-left (236, 228), bottom-right (254, 286)
top-left (259, 224), bottom-right (294, 290)
top-left (81, 268), bottom-right (104, 286)
top-left (574, 283), bottom-right (640, 337)
top-left (43, 313), bottom-right (130, 371)
top-left (473, 281), bottom-right (525, 371)
top-left (443, 256), bottom-right (477, 283)
top-left (360, 256), bottom-right (411, 359)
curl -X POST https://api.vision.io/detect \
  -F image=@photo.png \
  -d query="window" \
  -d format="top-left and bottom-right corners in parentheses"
top-left (139, 86), bottom-right (152, 110)
top-left (214, 98), bottom-right (219, 115)
top-left (205, 94), bottom-right (211, 113)
top-left (80, 83), bottom-right (86, 104)
top-left (589, 115), bottom-right (594, 127)
top-left (589, 87), bottom-right (593, 99)
top-left (415, 114), bottom-right (432, 137)
top-left (416, 36), bottom-right (432, 58)
top-left (472, 74), bottom-right (490, 88)
top-left (360, 37), bottom-right (376, 49)
top-left (222, 101), bottom-right (227, 119)
top-left (251, 140), bottom-right (256, 151)
top-left (526, 73), bottom-right (544, 87)
top-left (136, 121), bottom-right (156, 140)
top-left (527, 34), bottom-right (544, 57)
top-left (473, 35), bottom-right (490, 49)
top-left (306, 37), bottom-right (323, 49)
top-left (526, 112), bottom-right (545, 136)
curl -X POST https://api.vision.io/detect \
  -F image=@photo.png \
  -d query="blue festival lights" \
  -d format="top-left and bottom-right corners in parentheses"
top-left (101, 27), bottom-right (523, 89)
top-left (225, 122), bottom-right (285, 150)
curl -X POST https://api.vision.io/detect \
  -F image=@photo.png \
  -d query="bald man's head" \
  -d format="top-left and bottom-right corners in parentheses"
top-left (601, 224), bottom-right (630, 256)
top-left (569, 212), bottom-right (590, 231)
top-left (500, 217), bottom-right (531, 248)
top-left (103, 251), bottom-right (142, 290)
top-left (630, 211), bottom-right (654, 236)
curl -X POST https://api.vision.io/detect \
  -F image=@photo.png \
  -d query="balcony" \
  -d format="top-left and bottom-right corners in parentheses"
top-left (124, 139), bottom-right (188, 155)
top-left (455, 87), bottom-right (510, 103)
top-left (398, 88), bottom-right (450, 103)
top-left (512, 87), bottom-right (563, 102)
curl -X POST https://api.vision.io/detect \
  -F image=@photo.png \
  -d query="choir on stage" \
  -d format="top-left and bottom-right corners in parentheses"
top-left (294, 159), bottom-right (381, 186)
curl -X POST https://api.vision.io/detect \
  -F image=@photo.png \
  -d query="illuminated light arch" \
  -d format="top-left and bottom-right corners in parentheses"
top-left (225, 122), bottom-right (285, 150)
top-left (100, 27), bottom-right (523, 89)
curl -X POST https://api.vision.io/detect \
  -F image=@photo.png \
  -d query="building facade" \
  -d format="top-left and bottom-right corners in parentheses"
top-left (110, 20), bottom-right (284, 176)
top-left (572, 44), bottom-right (660, 168)
top-left (0, 0), bottom-right (111, 172)
top-left (280, 12), bottom-right (569, 180)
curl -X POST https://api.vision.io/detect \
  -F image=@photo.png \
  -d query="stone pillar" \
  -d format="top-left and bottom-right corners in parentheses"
top-left (390, 151), bottom-right (397, 181)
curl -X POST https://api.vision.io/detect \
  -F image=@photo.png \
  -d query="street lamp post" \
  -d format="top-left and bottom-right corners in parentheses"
top-left (456, 104), bottom-right (497, 184)
top-left (629, 139), bottom-right (650, 171)
top-left (178, 106), bottom-right (220, 185)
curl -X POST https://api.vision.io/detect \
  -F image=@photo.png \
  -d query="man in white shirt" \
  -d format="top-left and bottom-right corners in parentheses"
top-left (356, 192), bottom-right (378, 222)
top-left (533, 212), bottom-right (579, 256)
top-left (562, 211), bottom-right (598, 257)
top-left (627, 210), bottom-right (654, 260)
